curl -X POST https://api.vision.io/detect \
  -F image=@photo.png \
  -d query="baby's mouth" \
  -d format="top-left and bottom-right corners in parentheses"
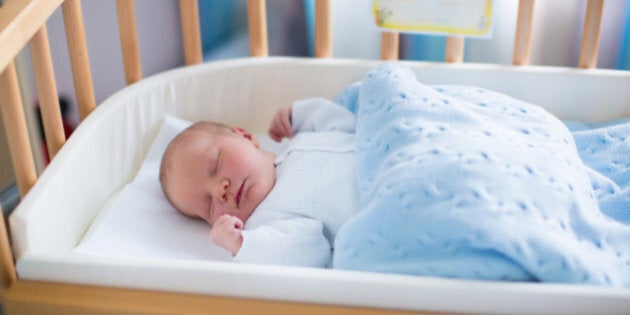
top-left (235, 181), bottom-right (245, 207)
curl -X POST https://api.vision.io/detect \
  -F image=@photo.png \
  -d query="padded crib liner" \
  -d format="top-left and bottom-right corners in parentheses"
top-left (9, 57), bottom-right (630, 314)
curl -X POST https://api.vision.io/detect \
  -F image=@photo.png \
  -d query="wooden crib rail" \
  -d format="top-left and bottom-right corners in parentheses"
top-left (381, 32), bottom-right (400, 60)
top-left (1, 0), bottom-right (68, 199)
top-left (579, 0), bottom-right (605, 69)
top-left (29, 25), bottom-right (65, 160)
top-left (116, 0), bottom-right (142, 85)
top-left (0, 0), bottom-right (63, 73)
top-left (0, 62), bottom-right (37, 197)
top-left (445, 37), bottom-right (465, 63)
top-left (0, 0), bottom-right (613, 88)
top-left (0, 0), bottom-right (615, 225)
top-left (245, 0), bottom-right (334, 58)
top-left (0, 0), bottom-right (97, 200)
top-left (116, 0), bottom-right (204, 83)
top-left (61, 0), bottom-right (96, 120)
top-left (247, 0), bottom-right (268, 57)
top-left (513, 0), bottom-right (536, 65)
top-left (242, 0), bottom-right (603, 65)
top-left (315, 0), bottom-right (332, 58)
top-left (179, 0), bottom-right (202, 65)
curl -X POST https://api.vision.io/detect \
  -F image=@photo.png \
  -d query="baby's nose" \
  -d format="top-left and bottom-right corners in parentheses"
top-left (215, 180), bottom-right (230, 202)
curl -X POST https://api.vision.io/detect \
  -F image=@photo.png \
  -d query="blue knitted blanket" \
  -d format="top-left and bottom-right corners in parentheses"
top-left (332, 63), bottom-right (630, 287)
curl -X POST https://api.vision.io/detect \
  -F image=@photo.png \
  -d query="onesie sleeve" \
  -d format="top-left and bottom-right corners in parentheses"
top-left (291, 98), bottom-right (356, 135)
top-left (232, 217), bottom-right (332, 267)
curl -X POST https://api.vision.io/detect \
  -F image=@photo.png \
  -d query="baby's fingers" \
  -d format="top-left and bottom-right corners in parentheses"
top-left (268, 107), bottom-right (292, 141)
top-left (268, 126), bottom-right (282, 142)
top-left (233, 217), bottom-right (244, 230)
top-left (280, 107), bottom-right (293, 138)
top-left (268, 115), bottom-right (284, 141)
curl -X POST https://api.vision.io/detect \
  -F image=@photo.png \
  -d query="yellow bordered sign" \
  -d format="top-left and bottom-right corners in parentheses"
top-left (374, 0), bottom-right (493, 38)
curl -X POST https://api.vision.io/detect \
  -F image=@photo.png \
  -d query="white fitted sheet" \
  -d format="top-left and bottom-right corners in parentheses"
top-left (9, 57), bottom-right (630, 314)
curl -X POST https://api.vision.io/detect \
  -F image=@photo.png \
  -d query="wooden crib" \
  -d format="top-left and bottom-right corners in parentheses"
top-left (1, 0), bottom-right (628, 314)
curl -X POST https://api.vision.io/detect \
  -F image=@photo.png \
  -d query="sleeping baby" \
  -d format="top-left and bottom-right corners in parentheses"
top-left (160, 63), bottom-right (630, 287)
top-left (159, 97), bottom-right (360, 267)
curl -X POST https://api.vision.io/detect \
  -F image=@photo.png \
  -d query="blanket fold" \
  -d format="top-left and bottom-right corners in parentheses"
top-left (333, 63), bottom-right (630, 287)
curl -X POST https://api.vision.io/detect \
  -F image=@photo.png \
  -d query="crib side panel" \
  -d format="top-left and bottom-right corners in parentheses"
top-left (209, 59), bottom-right (630, 124)
top-left (4, 280), bottom-right (429, 315)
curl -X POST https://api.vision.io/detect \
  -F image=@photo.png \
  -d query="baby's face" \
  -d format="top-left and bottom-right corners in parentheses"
top-left (166, 128), bottom-right (276, 225)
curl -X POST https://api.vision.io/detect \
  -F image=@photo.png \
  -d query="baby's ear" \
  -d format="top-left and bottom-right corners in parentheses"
top-left (232, 127), bottom-right (260, 148)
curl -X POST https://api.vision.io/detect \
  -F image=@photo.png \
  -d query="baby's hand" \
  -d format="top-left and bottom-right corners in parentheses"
top-left (268, 106), bottom-right (292, 142)
top-left (209, 214), bottom-right (243, 256)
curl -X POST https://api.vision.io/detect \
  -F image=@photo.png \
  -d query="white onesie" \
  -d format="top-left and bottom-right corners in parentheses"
top-left (232, 98), bottom-right (361, 267)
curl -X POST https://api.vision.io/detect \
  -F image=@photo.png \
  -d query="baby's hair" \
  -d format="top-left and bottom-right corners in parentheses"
top-left (159, 121), bottom-right (233, 213)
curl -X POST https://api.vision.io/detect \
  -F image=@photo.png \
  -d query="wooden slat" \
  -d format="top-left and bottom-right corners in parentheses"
top-left (179, 0), bottom-right (203, 65)
top-left (445, 36), bottom-right (464, 63)
top-left (28, 25), bottom-right (66, 160)
top-left (4, 280), bottom-right (437, 315)
top-left (512, 0), bottom-right (536, 65)
top-left (116, 0), bottom-right (143, 84)
top-left (0, 205), bottom-right (17, 301)
top-left (61, 0), bottom-right (96, 121)
top-left (579, 0), bottom-right (605, 69)
top-left (0, 62), bottom-right (37, 197)
top-left (381, 32), bottom-right (399, 60)
top-left (246, 0), bottom-right (269, 57)
top-left (0, 0), bottom-right (64, 74)
top-left (315, 0), bottom-right (332, 58)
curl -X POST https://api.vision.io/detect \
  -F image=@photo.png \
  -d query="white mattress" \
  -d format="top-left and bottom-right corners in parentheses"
top-left (9, 57), bottom-right (630, 314)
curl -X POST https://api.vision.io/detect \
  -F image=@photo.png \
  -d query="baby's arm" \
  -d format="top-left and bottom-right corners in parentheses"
top-left (209, 214), bottom-right (243, 256)
top-left (268, 99), bottom-right (356, 143)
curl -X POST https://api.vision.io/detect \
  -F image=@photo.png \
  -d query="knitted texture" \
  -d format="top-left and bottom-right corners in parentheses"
top-left (333, 63), bottom-right (630, 287)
